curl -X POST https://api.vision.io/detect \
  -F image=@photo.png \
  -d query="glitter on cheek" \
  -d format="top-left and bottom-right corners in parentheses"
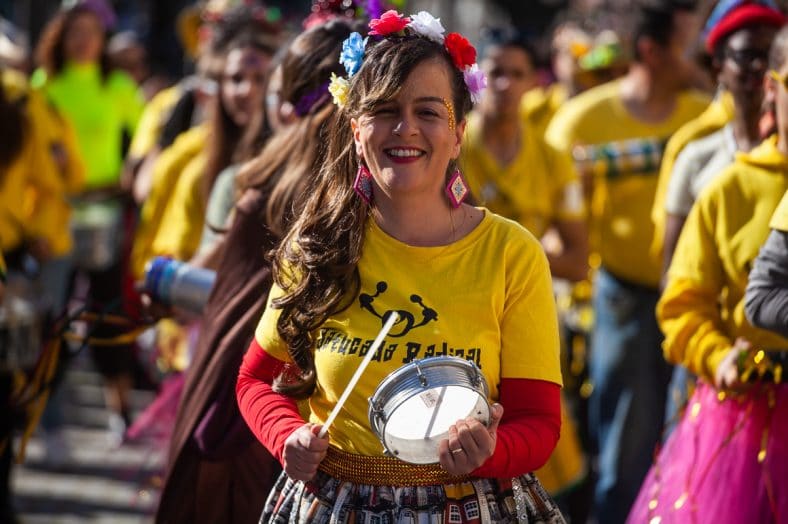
top-left (441, 97), bottom-right (456, 132)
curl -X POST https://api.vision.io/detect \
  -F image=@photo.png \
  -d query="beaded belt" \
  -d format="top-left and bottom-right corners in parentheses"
top-left (319, 447), bottom-right (470, 486)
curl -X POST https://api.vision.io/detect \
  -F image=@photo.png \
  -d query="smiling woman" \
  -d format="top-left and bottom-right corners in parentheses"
top-left (236, 10), bottom-right (567, 524)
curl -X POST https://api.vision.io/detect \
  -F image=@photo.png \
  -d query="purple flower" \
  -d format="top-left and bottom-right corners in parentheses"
top-left (340, 32), bottom-right (368, 77)
top-left (365, 0), bottom-right (385, 20)
top-left (463, 64), bottom-right (487, 105)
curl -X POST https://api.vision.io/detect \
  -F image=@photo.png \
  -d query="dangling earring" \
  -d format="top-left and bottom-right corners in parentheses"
top-left (354, 163), bottom-right (374, 205)
top-left (445, 168), bottom-right (469, 208)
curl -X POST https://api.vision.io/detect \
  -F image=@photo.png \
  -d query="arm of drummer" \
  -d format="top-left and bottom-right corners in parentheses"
top-left (439, 378), bottom-right (561, 477)
top-left (237, 338), bottom-right (329, 481)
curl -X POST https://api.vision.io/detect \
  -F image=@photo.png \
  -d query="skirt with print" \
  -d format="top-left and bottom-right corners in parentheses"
top-left (260, 470), bottom-right (567, 524)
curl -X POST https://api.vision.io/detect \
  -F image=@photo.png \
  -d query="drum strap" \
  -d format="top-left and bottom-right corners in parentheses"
top-left (319, 446), bottom-right (471, 486)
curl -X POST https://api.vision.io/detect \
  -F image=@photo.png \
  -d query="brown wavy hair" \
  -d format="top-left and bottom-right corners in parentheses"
top-left (35, 7), bottom-right (112, 81)
top-left (271, 35), bottom-right (473, 398)
top-left (236, 18), bottom-right (366, 237)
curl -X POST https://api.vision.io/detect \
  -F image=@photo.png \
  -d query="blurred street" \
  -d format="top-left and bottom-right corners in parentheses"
top-left (11, 353), bottom-right (165, 524)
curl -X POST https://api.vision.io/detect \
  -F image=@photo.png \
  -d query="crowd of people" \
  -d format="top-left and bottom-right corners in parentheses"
top-left (1, 0), bottom-right (787, 523)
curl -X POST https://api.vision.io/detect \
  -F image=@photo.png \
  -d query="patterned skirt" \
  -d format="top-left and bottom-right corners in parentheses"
top-left (260, 470), bottom-right (566, 523)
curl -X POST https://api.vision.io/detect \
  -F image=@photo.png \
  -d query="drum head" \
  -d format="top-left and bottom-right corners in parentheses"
top-left (381, 384), bottom-right (490, 464)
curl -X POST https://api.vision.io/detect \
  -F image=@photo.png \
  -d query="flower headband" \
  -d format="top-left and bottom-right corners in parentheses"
top-left (328, 10), bottom-right (487, 108)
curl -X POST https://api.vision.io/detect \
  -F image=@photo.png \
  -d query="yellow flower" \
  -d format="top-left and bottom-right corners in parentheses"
top-left (329, 73), bottom-right (350, 108)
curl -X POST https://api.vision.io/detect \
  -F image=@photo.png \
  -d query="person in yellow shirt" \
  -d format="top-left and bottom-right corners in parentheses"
top-left (544, 2), bottom-right (710, 521)
top-left (0, 71), bottom-right (61, 260)
top-left (653, 1), bottom-right (784, 432)
top-left (237, 13), bottom-right (565, 522)
top-left (462, 32), bottom-right (588, 282)
top-left (629, 27), bottom-right (788, 524)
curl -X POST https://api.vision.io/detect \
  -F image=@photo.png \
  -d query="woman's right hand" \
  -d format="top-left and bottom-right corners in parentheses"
top-left (714, 337), bottom-right (752, 391)
top-left (282, 423), bottom-right (330, 481)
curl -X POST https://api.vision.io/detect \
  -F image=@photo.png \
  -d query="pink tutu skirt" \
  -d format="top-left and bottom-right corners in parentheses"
top-left (627, 381), bottom-right (788, 524)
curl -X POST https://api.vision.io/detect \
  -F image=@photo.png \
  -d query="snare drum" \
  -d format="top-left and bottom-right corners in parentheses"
top-left (70, 199), bottom-right (124, 271)
top-left (368, 356), bottom-right (490, 464)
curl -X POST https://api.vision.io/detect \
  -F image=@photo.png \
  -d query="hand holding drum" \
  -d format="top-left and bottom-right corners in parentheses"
top-left (438, 402), bottom-right (503, 476)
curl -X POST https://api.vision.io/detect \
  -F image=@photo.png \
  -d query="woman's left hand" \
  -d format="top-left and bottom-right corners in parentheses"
top-left (438, 403), bottom-right (503, 476)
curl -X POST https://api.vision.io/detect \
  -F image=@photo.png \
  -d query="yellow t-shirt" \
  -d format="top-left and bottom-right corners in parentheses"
top-left (650, 92), bottom-right (734, 258)
top-left (24, 88), bottom-right (86, 256)
top-left (545, 79), bottom-right (710, 287)
top-left (770, 190), bottom-right (788, 232)
top-left (461, 112), bottom-right (584, 238)
top-left (127, 84), bottom-right (182, 159)
top-left (658, 136), bottom-right (788, 382)
top-left (130, 124), bottom-right (208, 279)
top-left (254, 211), bottom-right (563, 455)
top-left (520, 83), bottom-right (568, 139)
top-left (2, 69), bottom-right (85, 256)
top-left (149, 152), bottom-right (207, 261)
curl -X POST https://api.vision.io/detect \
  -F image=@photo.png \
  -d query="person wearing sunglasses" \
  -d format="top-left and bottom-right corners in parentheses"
top-left (629, 25), bottom-right (788, 524)
top-left (658, 0), bottom-right (785, 431)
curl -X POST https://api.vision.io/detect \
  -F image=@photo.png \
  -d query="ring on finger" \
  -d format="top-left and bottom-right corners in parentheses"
top-left (450, 447), bottom-right (464, 455)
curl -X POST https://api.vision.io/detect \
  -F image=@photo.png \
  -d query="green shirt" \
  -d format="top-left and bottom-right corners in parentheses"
top-left (32, 62), bottom-right (143, 188)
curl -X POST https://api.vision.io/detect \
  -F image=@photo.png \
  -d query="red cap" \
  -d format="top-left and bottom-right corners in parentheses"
top-left (706, 4), bottom-right (786, 54)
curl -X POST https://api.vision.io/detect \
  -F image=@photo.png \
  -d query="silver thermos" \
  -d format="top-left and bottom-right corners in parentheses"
top-left (143, 257), bottom-right (216, 314)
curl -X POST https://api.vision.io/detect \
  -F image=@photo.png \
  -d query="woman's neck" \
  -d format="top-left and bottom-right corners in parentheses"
top-left (480, 114), bottom-right (522, 167)
top-left (372, 195), bottom-right (463, 247)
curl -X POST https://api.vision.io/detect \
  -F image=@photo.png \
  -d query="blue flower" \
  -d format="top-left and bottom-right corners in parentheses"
top-left (340, 32), bottom-right (368, 77)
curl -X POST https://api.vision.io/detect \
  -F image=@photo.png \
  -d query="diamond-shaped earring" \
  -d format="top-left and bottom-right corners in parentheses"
top-left (445, 169), bottom-right (469, 208)
top-left (354, 163), bottom-right (374, 205)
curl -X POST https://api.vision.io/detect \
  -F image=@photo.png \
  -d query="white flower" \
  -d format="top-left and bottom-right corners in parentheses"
top-left (407, 11), bottom-right (445, 43)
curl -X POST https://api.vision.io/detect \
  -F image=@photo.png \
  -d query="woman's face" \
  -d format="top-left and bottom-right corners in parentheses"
top-left (770, 60), bottom-right (788, 141)
top-left (63, 12), bottom-right (104, 64)
top-left (351, 58), bottom-right (465, 204)
top-left (221, 46), bottom-right (271, 127)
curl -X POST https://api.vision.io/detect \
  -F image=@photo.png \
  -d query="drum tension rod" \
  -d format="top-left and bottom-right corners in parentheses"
top-left (414, 360), bottom-right (428, 387)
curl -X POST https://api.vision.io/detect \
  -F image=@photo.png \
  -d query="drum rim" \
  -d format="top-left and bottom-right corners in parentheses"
top-left (367, 356), bottom-right (490, 462)
top-left (377, 383), bottom-right (491, 463)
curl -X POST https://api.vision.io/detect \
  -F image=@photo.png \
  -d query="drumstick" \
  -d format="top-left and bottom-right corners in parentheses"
top-left (318, 311), bottom-right (399, 439)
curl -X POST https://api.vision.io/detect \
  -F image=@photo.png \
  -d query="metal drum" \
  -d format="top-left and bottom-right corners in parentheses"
top-left (0, 284), bottom-right (42, 371)
top-left (368, 356), bottom-right (490, 464)
top-left (70, 199), bottom-right (123, 271)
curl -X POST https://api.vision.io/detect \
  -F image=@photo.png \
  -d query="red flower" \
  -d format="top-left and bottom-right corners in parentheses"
top-left (369, 10), bottom-right (410, 36)
top-left (444, 32), bottom-right (476, 70)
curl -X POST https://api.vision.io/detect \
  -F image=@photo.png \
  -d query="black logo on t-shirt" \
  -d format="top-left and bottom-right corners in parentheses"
top-left (359, 281), bottom-right (437, 337)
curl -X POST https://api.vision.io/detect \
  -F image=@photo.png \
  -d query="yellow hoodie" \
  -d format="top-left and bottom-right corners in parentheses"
top-left (770, 190), bottom-right (788, 232)
top-left (658, 136), bottom-right (788, 382)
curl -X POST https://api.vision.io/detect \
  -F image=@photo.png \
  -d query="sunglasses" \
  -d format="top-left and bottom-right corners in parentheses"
top-left (724, 48), bottom-right (769, 70)
top-left (769, 70), bottom-right (788, 90)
